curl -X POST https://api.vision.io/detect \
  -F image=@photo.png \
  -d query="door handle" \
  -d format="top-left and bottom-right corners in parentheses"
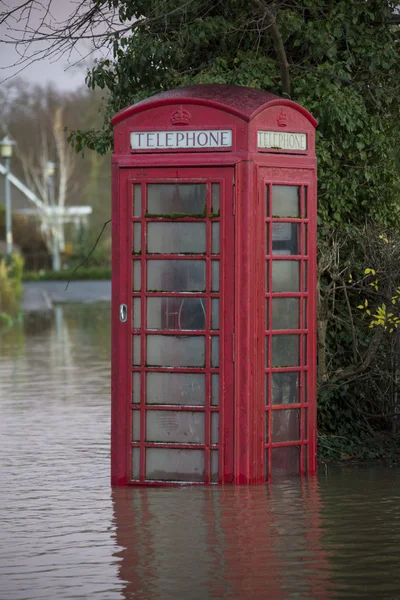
top-left (119, 303), bottom-right (128, 323)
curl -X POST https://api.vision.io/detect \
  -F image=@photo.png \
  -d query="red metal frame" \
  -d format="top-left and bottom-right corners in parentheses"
top-left (111, 84), bottom-right (317, 486)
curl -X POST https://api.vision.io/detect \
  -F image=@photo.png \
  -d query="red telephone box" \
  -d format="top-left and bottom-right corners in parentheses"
top-left (111, 84), bottom-right (317, 486)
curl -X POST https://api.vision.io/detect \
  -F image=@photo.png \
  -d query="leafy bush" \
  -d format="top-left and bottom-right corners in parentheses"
top-left (0, 254), bottom-right (24, 320)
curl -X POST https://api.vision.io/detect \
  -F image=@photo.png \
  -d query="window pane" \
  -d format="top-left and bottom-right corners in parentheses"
top-left (211, 450), bottom-right (219, 482)
top-left (146, 448), bottom-right (205, 482)
top-left (147, 223), bottom-right (206, 254)
top-left (133, 184), bottom-right (142, 217)
top-left (211, 183), bottom-right (220, 215)
top-left (146, 410), bottom-right (205, 444)
top-left (147, 260), bottom-right (205, 291)
top-left (133, 297), bottom-right (141, 329)
top-left (272, 298), bottom-right (300, 330)
top-left (272, 335), bottom-right (300, 367)
top-left (147, 297), bottom-right (206, 330)
top-left (272, 446), bottom-right (300, 477)
top-left (132, 448), bottom-right (140, 480)
top-left (211, 374), bottom-right (219, 406)
top-left (303, 298), bottom-right (307, 328)
top-left (146, 373), bottom-right (206, 406)
top-left (132, 335), bottom-right (141, 366)
top-left (133, 223), bottom-right (141, 254)
top-left (271, 408), bottom-right (300, 443)
top-left (211, 337), bottom-right (219, 367)
top-left (211, 412), bottom-right (219, 445)
top-left (212, 299), bottom-right (219, 330)
top-left (303, 409), bottom-right (308, 440)
top-left (132, 410), bottom-right (141, 441)
top-left (212, 261), bottom-right (220, 291)
top-left (303, 334), bottom-right (307, 366)
top-left (272, 372), bottom-right (300, 404)
top-left (212, 223), bottom-right (220, 254)
top-left (132, 372), bottom-right (141, 404)
top-left (272, 261), bottom-right (300, 292)
top-left (133, 261), bottom-right (141, 291)
top-left (265, 298), bottom-right (269, 329)
top-left (146, 335), bottom-right (205, 367)
top-left (272, 223), bottom-right (300, 255)
top-left (272, 185), bottom-right (300, 217)
top-left (147, 183), bottom-right (206, 216)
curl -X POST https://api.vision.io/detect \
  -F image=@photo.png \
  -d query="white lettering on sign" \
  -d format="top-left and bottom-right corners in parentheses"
top-left (258, 130), bottom-right (307, 151)
top-left (131, 130), bottom-right (232, 150)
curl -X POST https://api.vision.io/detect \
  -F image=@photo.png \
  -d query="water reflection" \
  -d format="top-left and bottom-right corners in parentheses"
top-left (2, 305), bottom-right (400, 599)
top-left (112, 481), bottom-right (333, 600)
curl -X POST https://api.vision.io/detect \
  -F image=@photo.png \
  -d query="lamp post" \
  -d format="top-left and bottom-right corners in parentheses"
top-left (46, 160), bottom-right (61, 272)
top-left (0, 136), bottom-right (16, 258)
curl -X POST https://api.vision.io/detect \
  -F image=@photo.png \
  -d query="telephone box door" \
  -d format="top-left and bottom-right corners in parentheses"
top-left (113, 166), bottom-right (235, 485)
top-left (259, 167), bottom-right (317, 478)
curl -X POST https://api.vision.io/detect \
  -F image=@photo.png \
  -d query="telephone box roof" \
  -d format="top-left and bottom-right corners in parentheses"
top-left (111, 84), bottom-right (317, 127)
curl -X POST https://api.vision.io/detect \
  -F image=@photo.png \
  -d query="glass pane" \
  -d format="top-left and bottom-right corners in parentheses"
top-left (146, 410), bottom-right (205, 444)
top-left (211, 299), bottom-right (219, 330)
top-left (146, 448), bottom-right (205, 482)
top-left (265, 261), bottom-right (269, 291)
top-left (303, 187), bottom-right (308, 218)
top-left (146, 335), bottom-right (205, 367)
top-left (272, 372), bottom-right (300, 404)
top-left (272, 261), bottom-right (300, 292)
top-left (302, 448), bottom-right (308, 474)
top-left (133, 261), bottom-right (141, 291)
top-left (212, 261), bottom-right (220, 291)
top-left (265, 223), bottom-right (269, 254)
top-left (272, 185), bottom-right (300, 217)
top-left (211, 183), bottom-right (220, 215)
top-left (272, 298), bottom-right (300, 330)
top-left (272, 335), bottom-right (300, 367)
top-left (146, 373), bottom-right (206, 406)
top-left (211, 337), bottom-right (219, 367)
top-left (265, 449), bottom-right (269, 480)
top-left (265, 298), bottom-right (269, 329)
top-left (211, 450), bottom-right (219, 482)
top-left (303, 335), bottom-right (307, 366)
top-left (132, 335), bottom-right (141, 366)
top-left (147, 183), bottom-right (206, 216)
top-left (132, 372), bottom-right (140, 404)
top-left (265, 336), bottom-right (269, 367)
top-left (303, 225), bottom-right (308, 255)
top-left (147, 297), bottom-right (206, 330)
top-left (265, 411), bottom-right (269, 441)
top-left (303, 409), bottom-right (308, 440)
top-left (303, 372), bottom-right (308, 404)
top-left (133, 223), bottom-right (141, 254)
top-left (133, 184), bottom-right (142, 217)
top-left (133, 297), bottom-right (141, 329)
top-left (211, 412), bottom-right (219, 445)
top-left (147, 260), bottom-right (205, 291)
top-left (272, 409), bottom-right (300, 443)
top-left (303, 261), bottom-right (307, 291)
top-left (303, 298), bottom-right (307, 328)
top-left (132, 448), bottom-right (140, 480)
top-left (212, 223), bottom-right (220, 254)
top-left (265, 374), bottom-right (269, 405)
top-left (272, 446), bottom-right (300, 477)
top-left (272, 223), bottom-right (300, 255)
top-left (211, 374), bottom-right (219, 406)
top-left (132, 410), bottom-right (140, 441)
top-left (147, 223), bottom-right (206, 254)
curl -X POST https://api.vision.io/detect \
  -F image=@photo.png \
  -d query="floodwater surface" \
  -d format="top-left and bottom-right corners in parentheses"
top-left (1, 303), bottom-right (400, 600)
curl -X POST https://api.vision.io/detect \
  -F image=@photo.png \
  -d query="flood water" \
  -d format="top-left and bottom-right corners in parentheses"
top-left (1, 302), bottom-right (400, 600)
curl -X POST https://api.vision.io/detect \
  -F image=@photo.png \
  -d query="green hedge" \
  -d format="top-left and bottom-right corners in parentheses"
top-left (23, 266), bottom-right (111, 281)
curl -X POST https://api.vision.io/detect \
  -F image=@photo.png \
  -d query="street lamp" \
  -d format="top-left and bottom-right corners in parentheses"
top-left (1, 136), bottom-right (16, 257)
top-left (46, 160), bottom-right (61, 271)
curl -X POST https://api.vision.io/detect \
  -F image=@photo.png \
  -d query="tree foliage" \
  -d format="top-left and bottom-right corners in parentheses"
top-left (66, 0), bottom-right (400, 228)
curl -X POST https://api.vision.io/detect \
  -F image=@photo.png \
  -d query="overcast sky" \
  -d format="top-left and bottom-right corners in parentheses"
top-left (0, 0), bottom-right (103, 90)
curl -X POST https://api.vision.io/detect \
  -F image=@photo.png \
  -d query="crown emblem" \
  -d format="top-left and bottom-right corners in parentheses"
top-left (170, 106), bottom-right (191, 126)
top-left (277, 110), bottom-right (288, 127)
